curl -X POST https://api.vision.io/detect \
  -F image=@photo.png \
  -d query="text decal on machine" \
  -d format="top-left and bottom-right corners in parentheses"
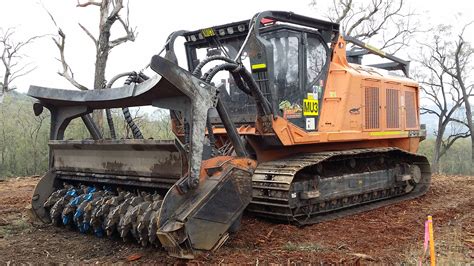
top-left (303, 94), bottom-right (319, 116)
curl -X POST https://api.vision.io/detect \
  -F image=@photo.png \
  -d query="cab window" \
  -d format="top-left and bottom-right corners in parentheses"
top-left (306, 33), bottom-right (328, 91)
top-left (264, 31), bottom-right (301, 106)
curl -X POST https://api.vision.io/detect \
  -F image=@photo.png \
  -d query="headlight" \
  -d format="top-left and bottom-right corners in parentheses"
top-left (226, 27), bottom-right (234, 34)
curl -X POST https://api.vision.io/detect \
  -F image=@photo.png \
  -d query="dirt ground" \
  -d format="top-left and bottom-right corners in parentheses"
top-left (0, 175), bottom-right (472, 264)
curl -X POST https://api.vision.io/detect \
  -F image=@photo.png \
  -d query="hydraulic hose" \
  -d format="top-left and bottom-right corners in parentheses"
top-left (203, 63), bottom-right (239, 83)
top-left (229, 71), bottom-right (252, 95)
top-left (202, 63), bottom-right (272, 116)
top-left (191, 58), bottom-right (237, 152)
top-left (238, 68), bottom-right (272, 115)
top-left (105, 110), bottom-right (116, 139)
top-left (122, 73), bottom-right (144, 139)
top-left (192, 55), bottom-right (235, 77)
top-left (192, 54), bottom-right (273, 158)
top-left (105, 72), bottom-right (136, 139)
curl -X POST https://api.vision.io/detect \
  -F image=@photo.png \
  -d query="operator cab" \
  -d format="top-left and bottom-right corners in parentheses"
top-left (180, 12), bottom-right (339, 131)
top-left (260, 23), bottom-right (331, 130)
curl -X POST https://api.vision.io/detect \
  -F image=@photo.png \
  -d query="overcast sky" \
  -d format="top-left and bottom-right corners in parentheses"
top-left (1, 0), bottom-right (474, 93)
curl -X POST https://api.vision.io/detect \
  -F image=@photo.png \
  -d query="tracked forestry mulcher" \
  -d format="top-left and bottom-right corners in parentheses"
top-left (28, 11), bottom-right (431, 258)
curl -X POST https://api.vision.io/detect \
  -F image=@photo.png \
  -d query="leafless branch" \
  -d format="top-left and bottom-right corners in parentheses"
top-left (0, 27), bottom-right (44, 100)
top-left (313, 0), bottom-right (419, 54)
top-left (52, 29), bottom-right (89, 91)
top-left (413, 21), bottom-right (474, 171)
top-left (439, 130), bottom-right (470, 158)
top-left (109, 16), bottom-right (136, 48)
top-left (335, 0), bottom-right (353, 24)
top-left (10, 63), bottom-right (37, 83)
top-left (78, 23), bottom-right (98, 47)
top-left (40, 4), bottom-right (89, 91)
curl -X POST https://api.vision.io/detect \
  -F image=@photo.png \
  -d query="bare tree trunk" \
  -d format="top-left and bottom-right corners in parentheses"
top-left (91, 1), bottom-right (112, 132)
top-left (448, 32), bottom-right (474, 168)
top-left (458, 79), bottom-right (473, 166)
top-left (432, 135), bottom-right (442, 173)
top-left (462, 97), bottom-right (474, 165)
top-left (92, 48), bottom-right (109, 132)
top-left (48, 0), bottom-right (136, 134)
top-left (464, 101), bottom-right (473, 169)
top-left (431, 115), bottom-right (447, 174)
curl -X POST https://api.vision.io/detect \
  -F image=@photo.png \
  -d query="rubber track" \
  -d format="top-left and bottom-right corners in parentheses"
top-left (247, 147), bottom-right (431, 225)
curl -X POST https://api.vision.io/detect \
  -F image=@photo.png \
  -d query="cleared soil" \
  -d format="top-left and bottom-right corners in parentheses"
top-left (0, 174), bottom-right (472, 264)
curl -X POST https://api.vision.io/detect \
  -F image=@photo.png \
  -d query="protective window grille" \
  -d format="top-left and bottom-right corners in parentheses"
top-left (405, 91), bottom-right (417, 128)
top-left (365, 87), bottom-right (380, 129)
top-left (386, 89), bottom-right (400, 128)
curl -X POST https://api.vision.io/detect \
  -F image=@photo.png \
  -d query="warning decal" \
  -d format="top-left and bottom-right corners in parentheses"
top-left (303, 94), bottom-right (319, 116)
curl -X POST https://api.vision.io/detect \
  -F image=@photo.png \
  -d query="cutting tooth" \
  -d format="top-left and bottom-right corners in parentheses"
top-left (148, 200), bottom-right (163, 247)
top-left (105, 205), bottom-right (120, 236)
top-left (61, 186), bottom-right (93, 227)
top-left (119, 203), bottom-right (140, 240)
top-left (148, 210), bottom-right (159, 246)
top-left (132, 201), bottom-right (151, 241)
top-left (74, 199), bottom-right (90, 232)
top-left (90, 195), bottom-right (113, 237)
top-left (105, 193), bottom-right (133, 236)
top-left (75, 191), bottom-right (104, 233)
top-left (118, 195), bottom-right (144, 240)
top-left (62, 194), bottom-right (83, 226)
top-left (46, 186), bottom-right (166, 248)
top-left (137, 204), bottom-right (153, 246)
top-left (50, 186), bottom-right (82, 225)
top-left (136, 195), bottom-right (162, 245)
top-left (82, 195), bottom-right (103, 233)
top-left (50, 197), bottom-right (67, 225)
top-left (44, 188), bottom-right (67, 208)
top-left (95, 191), bottom-right (127, 236)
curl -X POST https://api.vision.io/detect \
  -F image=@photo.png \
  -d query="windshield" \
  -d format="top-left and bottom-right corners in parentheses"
top-left (187, 37), bottom-right (257, 124)
top-left (263, 30), bottom-right (301, 106)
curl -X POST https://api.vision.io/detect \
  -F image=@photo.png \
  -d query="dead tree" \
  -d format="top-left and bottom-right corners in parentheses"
top-left (0, 28), bottom-right (41, 103)
top-left (312, 0), bottom-right (419, 53)
top-left (416, 24), bottom-right (472, 173)
top-left (433, 22), bottom-right (474, 166)
top-left (47, 0), bottom-right (136, 131)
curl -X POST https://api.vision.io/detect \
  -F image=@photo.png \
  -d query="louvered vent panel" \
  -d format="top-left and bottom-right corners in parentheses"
top-left (386, 89), bottom-right (400, 128)
top-left (405, 91), bottom-right (417, 128)
top-left (365, 87), bottom-right (380, 129)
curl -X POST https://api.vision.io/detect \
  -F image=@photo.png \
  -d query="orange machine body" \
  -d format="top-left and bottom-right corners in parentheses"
top-left (173, 36), bottom-right (423, 163)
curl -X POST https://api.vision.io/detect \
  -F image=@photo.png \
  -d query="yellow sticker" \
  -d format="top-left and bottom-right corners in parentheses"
top-left (303, 98), bottom-right (319, 116)
top-left (369, 131), bottom-right (408, 136)
top-left (329, 91), bottom-right (337, 97)
top-left (251, 63), bottom-right (267, 70)
top-left (201, 28), bottom-right (215, 37)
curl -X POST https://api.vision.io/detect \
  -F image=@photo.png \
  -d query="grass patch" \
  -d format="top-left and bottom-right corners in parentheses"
top-left (283, 241), bottom-right (325, 252)
top-left (0, 217), bottom-right (31, 238)
top-left (400, 223), bottom-right (472, 264)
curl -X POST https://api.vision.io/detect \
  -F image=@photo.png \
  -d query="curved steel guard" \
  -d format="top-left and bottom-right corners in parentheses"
top-left (28, 56), bottom-right (218, 190)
